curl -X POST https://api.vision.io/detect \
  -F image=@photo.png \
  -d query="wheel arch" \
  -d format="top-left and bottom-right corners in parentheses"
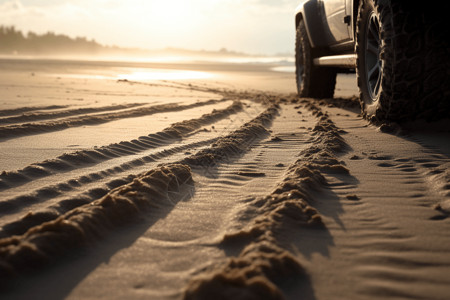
top-left (295, 0), bottom-right (329, 48)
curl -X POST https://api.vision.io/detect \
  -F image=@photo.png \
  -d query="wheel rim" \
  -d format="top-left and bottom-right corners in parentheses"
top-left (365, 11), bottom-right (382, 101)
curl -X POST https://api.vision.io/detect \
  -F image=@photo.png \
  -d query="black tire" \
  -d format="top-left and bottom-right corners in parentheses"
top-left (296, 20), bottom-right (336, 98)
top-left (356, 0), bottom-right (450, 122)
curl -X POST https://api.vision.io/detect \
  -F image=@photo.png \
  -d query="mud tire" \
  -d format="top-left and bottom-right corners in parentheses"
top-left (356, 0), bottom-right (450, 122)
top-left (296, 20), bottom-right (337, 98)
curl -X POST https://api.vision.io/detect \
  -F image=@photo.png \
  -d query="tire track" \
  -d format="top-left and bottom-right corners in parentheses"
top-left (0, 164), bottom-right (193, 287)
top-left (0, 98), bottom-right (226, 141)
top-left (0, 137), bottom-right (218, 238)
top-left (0, 103), bottom-right (146, 125)
top-left (180, 104), bottom-right (278, 167)
top-left (0, 102), bottom-right (279, 287)
top-left (58, 101), bottom-right (322, 299)
top-left (183, 100), bottom-right (349, 299)
top-left (0, 100), bottom-right (243, 190)
top-left (298, 104), bottom-right (450, 300)
top-left (0, 100), bottom-right (262, 237)
top-left (0, 105), bottom-right (68, 117)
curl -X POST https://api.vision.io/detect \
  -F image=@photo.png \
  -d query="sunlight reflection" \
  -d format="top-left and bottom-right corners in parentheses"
top-left (117, 69), bottom-right (212, 81)
top-left (271, 66), bottom-right (295, 73)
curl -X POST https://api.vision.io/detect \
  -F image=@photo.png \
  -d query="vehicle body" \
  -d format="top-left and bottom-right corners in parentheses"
top-left (294, 0), bottom-right (449, 122)
top-left (296, 0), bottom-right (355, 58)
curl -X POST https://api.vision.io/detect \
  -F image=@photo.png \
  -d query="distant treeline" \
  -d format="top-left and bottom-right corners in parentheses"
top-left (0, 25), bottom-right (128, 55)
top-left (0, 25), bottom-right (254, 57)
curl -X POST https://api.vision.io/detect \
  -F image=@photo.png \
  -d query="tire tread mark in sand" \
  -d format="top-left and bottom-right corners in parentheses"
top-left (0, 103), bottom-right (146, 125)
top-left (183, 100), bottom-right (350, 300)
top-left (0, 98), bottom-right (227, 141)
top-left (0, 137), bottom-right (219, 238)
top-left (0, 164), bottom-right (194, 288)
top-left (0, 105), bottom-right (68, 117)
top-left (0, 101), bottom-right (243, 190)
top-left (180, 104), bottom-right (279, 169)
top-left (0, 99), bottom-right (278, 286)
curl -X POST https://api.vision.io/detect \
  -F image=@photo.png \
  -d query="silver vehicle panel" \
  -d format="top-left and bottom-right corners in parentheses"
top-left (322, 0), bottom-right (350, 42)
top-left (295, 0), bottom-right (354, 47)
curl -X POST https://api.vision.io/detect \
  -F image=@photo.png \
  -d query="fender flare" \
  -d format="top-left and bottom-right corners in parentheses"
top-left (295, 0), bottom-right (329, 48)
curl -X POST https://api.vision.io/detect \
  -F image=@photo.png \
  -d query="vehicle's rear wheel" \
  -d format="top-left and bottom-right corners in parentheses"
top-left (356, 0), bottom-right (449, 122)
top-left (296, 20), bottom-right (336, 98)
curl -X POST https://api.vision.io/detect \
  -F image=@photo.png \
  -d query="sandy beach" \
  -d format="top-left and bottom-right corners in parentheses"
top-left (0, 57), bottom-right (449, 300)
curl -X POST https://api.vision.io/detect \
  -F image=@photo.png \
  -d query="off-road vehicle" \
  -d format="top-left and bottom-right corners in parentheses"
top-left (295, 0), bottom-right (448, 121)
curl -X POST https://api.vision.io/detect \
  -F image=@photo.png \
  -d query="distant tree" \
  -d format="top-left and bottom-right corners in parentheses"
top-left (0, 25), bottom-right (108, 55)
top-left (0, 26), bottom-right (26, 53)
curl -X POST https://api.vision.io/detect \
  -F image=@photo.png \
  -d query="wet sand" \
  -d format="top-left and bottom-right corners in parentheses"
top-left (0, 57), bottom-right (449, 299)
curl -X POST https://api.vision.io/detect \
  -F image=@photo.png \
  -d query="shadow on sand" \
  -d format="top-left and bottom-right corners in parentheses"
top-left (4, 183), bottom-right (196, 300)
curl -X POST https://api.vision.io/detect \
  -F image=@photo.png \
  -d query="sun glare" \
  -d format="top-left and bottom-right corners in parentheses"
top-left (147, 0), bottom-right (191, 30)
top-left (117, 69), bottom-right (212, 81)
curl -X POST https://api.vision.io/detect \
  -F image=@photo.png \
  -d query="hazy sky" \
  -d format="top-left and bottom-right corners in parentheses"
top-left (0, 0), bottom-right (298, 54)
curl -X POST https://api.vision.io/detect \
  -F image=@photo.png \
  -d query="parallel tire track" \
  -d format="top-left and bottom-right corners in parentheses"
top-left (184, 100), bottom-right (350, 299)
top-left (0, 137), bottom-right (218, 238)
top-left (0, 164), bottom-right (193, 285)
top-left (0, 105), bottom-right (68, 117)
top-left (0, 103), bottom-right (146, 125)
top-left (0, 99), bottom-right (225, 140)
top-left (0, 100), bottom-right (243, 190)
top-left (0, 102), bottom-right (279, 286)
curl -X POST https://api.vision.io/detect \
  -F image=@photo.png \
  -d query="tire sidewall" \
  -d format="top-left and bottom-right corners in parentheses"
top-left (296, 20), bottom-right (337, 98)
top-left (295, 21), bottom-right (308, 96)
top-left (356, 0), bottom-right (383, 118)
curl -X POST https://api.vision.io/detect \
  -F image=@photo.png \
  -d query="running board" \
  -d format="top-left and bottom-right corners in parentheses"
top-left (314, 54), bottom-right (356, 68)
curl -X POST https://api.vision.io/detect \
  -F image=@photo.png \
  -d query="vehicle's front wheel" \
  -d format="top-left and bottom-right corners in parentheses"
top-left (296, 20), bottom-right (336, 98)
top-left (356, 0), bottom-right (449, 122)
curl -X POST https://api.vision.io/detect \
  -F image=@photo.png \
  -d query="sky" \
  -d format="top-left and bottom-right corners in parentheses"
top-left (0, 0), bottom-right (299, 55)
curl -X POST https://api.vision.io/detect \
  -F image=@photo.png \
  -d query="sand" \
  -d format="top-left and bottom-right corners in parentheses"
top-left (0, 57), bottom-right (449, 299)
